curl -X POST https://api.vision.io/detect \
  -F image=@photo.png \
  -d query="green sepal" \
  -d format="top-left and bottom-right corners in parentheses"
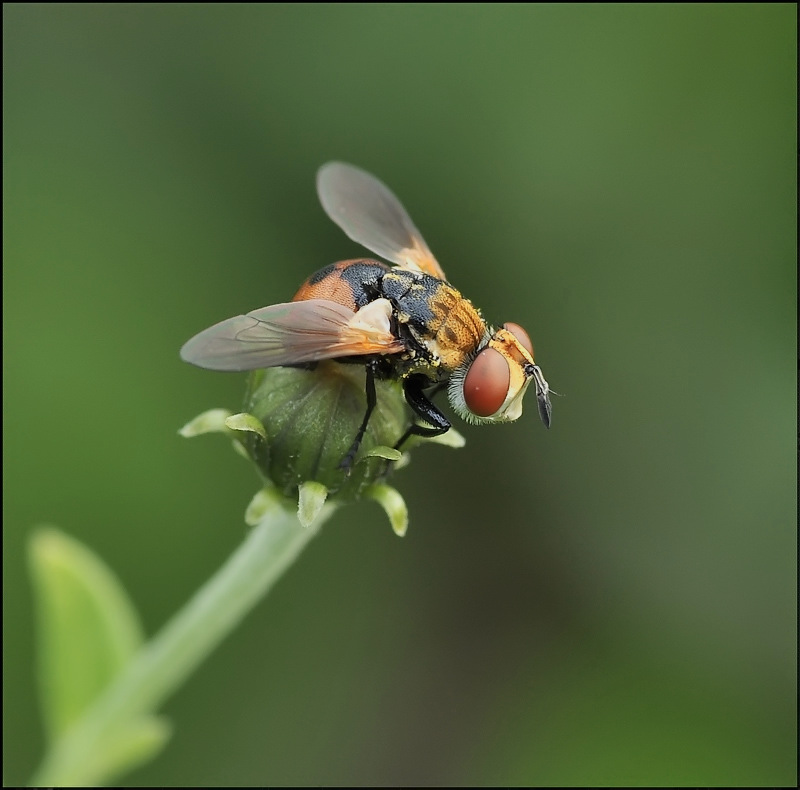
top-left (178, 408), bottom-right (235, 438)
top-left (244, 487), bottom-right (286, 527)
top-left (225, 412), bottom-right (267, 439)
top-left (428, 426), bottom-right (466, 447)
top-left (363, 445), bottom-right (403, 462)
top-left (365, 484), bottom-right (409, 537)
top-left (297, 481), bottom-right (329, 528)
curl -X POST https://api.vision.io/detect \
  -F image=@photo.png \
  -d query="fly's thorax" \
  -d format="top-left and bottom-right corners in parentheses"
top-left (382, 271), bottom-right (485, 372)
top-left (427, 287), bottom-right (486, 370)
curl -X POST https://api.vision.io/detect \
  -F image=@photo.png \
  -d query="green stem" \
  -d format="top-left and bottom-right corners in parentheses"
top-left (31, 499), bottom-right (330, 786)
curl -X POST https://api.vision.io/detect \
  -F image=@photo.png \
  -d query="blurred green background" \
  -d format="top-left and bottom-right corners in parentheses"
top-left (3, 4), bottom-right (796, 786)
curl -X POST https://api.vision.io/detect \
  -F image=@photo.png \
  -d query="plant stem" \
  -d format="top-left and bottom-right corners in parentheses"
top-left (31, 501), bottom-right (329, 786)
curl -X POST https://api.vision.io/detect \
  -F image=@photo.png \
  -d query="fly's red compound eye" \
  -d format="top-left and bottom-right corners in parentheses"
top-left (463, 347), bottom-right (510, 417)
top-left (503, 322), bottom-right (533, 356)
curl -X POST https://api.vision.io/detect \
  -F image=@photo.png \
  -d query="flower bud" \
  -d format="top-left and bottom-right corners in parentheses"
top-left (181, 361), bottom-right (465, 532)
top-left (241, 362), bottom-right (408, 501)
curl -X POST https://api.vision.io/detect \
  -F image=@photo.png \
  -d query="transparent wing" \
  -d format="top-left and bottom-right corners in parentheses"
top-left (317, 162), bottom-right (447, 280)
top-left (180, 299), bottom-right (403, 371)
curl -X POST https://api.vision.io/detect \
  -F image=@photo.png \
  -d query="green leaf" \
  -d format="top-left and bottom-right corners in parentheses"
top-left (29, 526), bottom-right (144, 741)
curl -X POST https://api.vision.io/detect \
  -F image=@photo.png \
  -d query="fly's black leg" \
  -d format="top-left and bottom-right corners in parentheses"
top-left (339, 360), bottom-right (379, 472)
top-left (395, 374), bottom-right (451, 451)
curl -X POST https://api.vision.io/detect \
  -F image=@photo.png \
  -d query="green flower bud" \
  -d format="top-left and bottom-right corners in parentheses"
top-left (241, 362), bottom-right (409, 501)
top-left (181, 362), bottom-right (465, 532)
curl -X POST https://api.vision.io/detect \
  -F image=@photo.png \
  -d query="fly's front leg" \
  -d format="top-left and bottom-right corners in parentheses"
top-left (339, 360), bottom-right (379, 472)
top-left (395, 374), bottom-right (451, 451)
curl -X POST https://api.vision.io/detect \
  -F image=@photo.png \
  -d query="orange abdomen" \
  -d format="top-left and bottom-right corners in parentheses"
top-left (293, 259), bottom-right (391, 311)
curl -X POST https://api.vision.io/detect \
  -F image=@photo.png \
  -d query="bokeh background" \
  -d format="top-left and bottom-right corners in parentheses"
top-left (3, 4), bottom-right (796, 786)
